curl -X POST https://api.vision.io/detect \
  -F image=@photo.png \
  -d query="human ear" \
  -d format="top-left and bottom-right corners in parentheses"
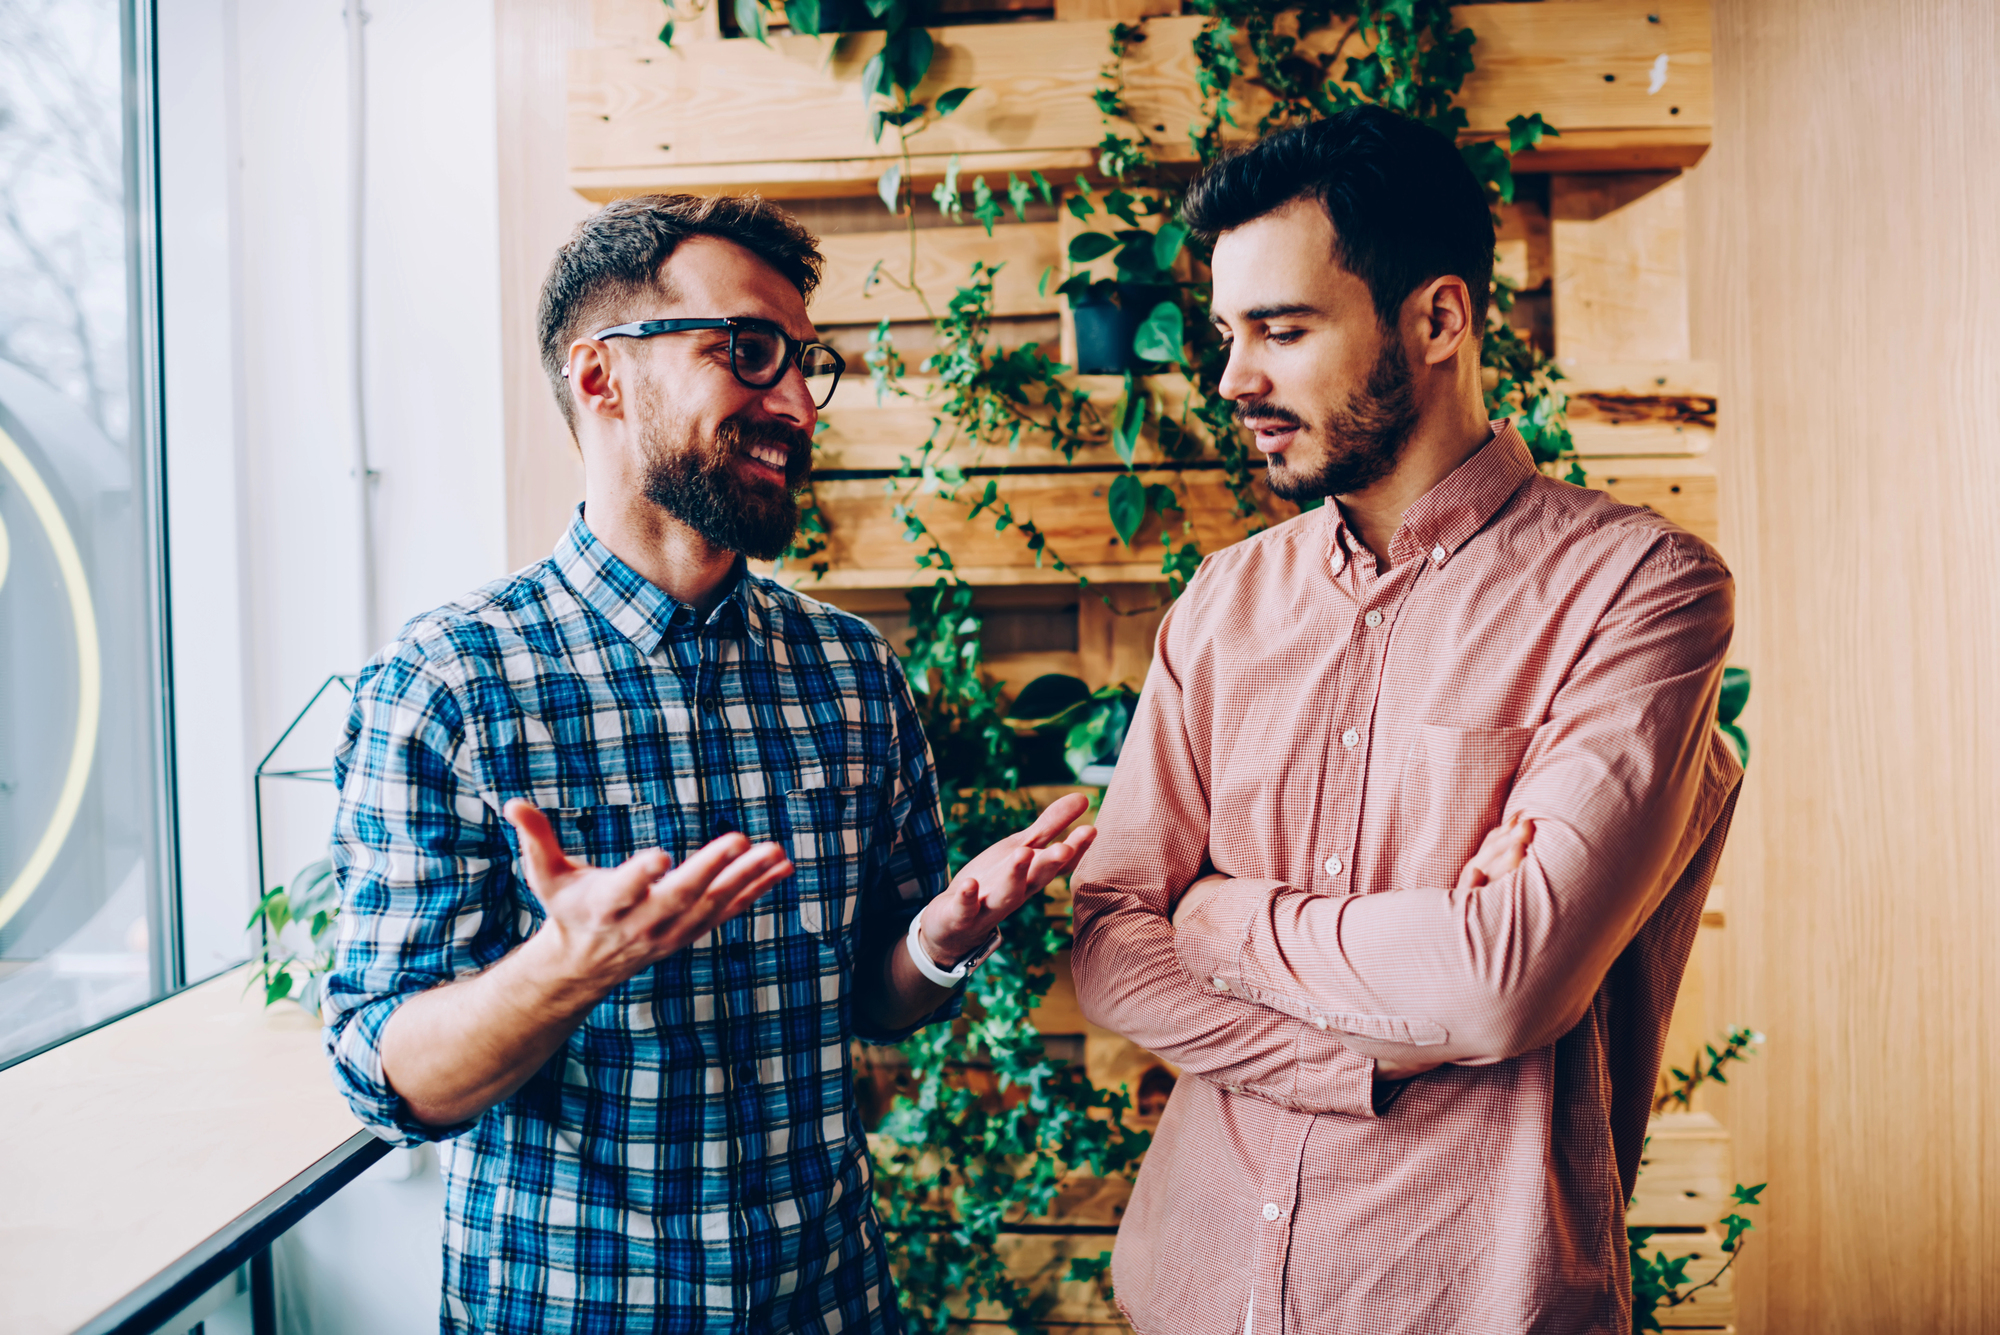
top-left (1416, 275), bottom-right (1475, 366)
top-left (569, 340), bottom-right (623, 421)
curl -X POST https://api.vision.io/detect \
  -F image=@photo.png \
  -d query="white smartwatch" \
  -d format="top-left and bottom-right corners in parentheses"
top-left (906, 910), bottom-right (1001, 988)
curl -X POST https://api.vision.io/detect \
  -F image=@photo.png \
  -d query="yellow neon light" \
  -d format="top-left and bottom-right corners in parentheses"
top-left (0, 423), bottom-right (102, 933)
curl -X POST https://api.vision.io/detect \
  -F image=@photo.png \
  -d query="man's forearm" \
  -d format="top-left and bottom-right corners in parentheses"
top-left (855, 933), bottom-right (955, 1036)
top-left (377, 928), bottom-right (610, 1128)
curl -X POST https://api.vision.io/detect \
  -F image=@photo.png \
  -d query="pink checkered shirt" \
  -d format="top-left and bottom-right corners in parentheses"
top-left (1070, 421), bottom-right (1742, 1335)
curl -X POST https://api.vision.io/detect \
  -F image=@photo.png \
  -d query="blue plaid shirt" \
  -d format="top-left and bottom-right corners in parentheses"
top-left (324, 510), bottom-right (954, 1335)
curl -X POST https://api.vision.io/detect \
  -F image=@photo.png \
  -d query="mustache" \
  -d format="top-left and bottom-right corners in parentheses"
top-left (1233, 399), bottom-right (1306, 429)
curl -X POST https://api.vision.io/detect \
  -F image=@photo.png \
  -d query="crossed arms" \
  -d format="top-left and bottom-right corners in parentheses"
top-left (1068, 545), bottom-right (1738, 1118)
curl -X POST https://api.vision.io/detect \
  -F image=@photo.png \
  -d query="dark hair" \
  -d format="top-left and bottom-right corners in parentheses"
top-left (536, 193), bottom-right (824, 437)
top-left (1183, 106), bottom-right (1494, 333)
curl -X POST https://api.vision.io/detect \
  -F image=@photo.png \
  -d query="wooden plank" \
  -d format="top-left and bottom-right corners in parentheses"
top-left (1552, 171), bottom-right (1690, 363)
top-left (1569, 456), bottom-right (1717, 545)
top-left (763, 467), bottom-right (1292, 589)
top-left (1055, 0), bottom-right (1176, 19)
top-left (1631, 1112), bottom-right (1734, 1228)
top-left (971, 1233), bottom-right (1124, 1323)
top-left (571, 2), bottom-right (1712, 194)
top-left (814, 222), bottom-right (1060, 326)
top-left (1633, 1227), bottom-right (1736, 1329)
top-left (1029, 949), bottom-right (1090, 1035)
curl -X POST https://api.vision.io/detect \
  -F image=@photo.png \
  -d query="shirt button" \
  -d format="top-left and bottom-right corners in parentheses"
top-left (1212, 976), bottom-right (1230, 992)
top-left (1262, 1202), bottom-right (1282, 1221)
top-left (1312, 1015), bottom-right (1329, 1030)
top-left (1364, 609), bottom-right (1383, 628)
top-left (699, 697), bottom-right (720, 715)
top-left (713, 817), bottom-right (736, 837)
top-left (1431, 544), bottom-right (1448, 564)
top-left (1341, 728), bottom-right (1360, 748)
top-left (1323, 855), bottom-right (1343, 877)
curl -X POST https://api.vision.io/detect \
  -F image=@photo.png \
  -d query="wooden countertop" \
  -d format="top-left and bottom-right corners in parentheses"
top-left (0, 969), bottom-right (381, 1335)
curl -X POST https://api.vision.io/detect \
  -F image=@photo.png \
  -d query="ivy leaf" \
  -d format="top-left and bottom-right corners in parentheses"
top-left (1007, 173), bottom-right (1033, 221)
top-left (1144, 482), bottom-right (1182, 514)
top-left (1718, 665), bottom-right (1750, 725)
top-left (785, 0), bottom-right (821, 34)
top-left (734, 0), bottom-right (768, 44)
top-left (1732, 1181), bottom-right (1767, 1206)
top-left (1065, 193), bottom-right (1096, 222)
top-left (1037, 265), bottom-right (1052, 298)
top-left (1108, 472), bottom-right (1147, 548)
top-left (1151, 220), bottom-right (1189, 271)
top-left (934, 85), bottom-right (975, 116)
top-left (1067, 232), bottom-right (1118, 263)
top-left (657, 18), bottom-right (674, 45)
top-left (1111, 372), bottom-right (1145, 464)
top-left (1132, 300), bottom-right (1185, 364)
top-left (877, 162), bottom-right (902, 213)
top-left (886, 25), bottom-right (934, 93)
top-left (860, 53), bottom-right (889, 105)
top-left (1030, 170), bottom-right (1054, 205)
top-left (1507, 112), bottom-right (1561, 154)
top-left (932, 154), bottom-right (962, 219)
top-left (971, 175), bottom-right (1001, 236)
top-left (1103, 189), bottom-right (1139, 226)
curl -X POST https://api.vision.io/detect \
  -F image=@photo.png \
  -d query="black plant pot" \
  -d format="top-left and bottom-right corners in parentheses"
top-left (1072, 298), bottom-right (1143, 374)
top-left (1072, 285), bottom-right (1177, 374)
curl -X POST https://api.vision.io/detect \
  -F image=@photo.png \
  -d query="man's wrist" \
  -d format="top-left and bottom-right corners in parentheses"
top-left (512, 924), bottom-right (617, 1022)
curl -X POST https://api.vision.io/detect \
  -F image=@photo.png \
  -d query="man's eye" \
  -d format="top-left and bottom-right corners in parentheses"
top-left (1268, 328), bottom-right (1305, 345)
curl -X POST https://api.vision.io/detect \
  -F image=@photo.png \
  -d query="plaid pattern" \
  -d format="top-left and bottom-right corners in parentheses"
top-left (1071, 423), bottom-right (1743, 1334)
top-left (324, 509), bottom-right (952, 1335)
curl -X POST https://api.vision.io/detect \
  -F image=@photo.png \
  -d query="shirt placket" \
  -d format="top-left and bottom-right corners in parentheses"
top-left (1252, 1112), bottom-right (1315, 1331)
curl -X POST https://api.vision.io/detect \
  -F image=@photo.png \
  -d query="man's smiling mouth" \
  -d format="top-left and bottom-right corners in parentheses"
top-left (745, 441), bottom-right (791, 478)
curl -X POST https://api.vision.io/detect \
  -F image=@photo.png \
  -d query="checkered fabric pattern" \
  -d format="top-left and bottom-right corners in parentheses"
top-left (324, 509), bottom-right (952, 1335)
top-left (1070, 423), bottom-right (1744, 1335)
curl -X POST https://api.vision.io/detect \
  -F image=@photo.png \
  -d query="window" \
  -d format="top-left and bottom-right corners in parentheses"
top-left (0, 0), bottom-right (176, 1065)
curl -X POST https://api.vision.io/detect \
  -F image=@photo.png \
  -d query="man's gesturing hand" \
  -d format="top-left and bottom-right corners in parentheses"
top-left (917, 792), bottom-right (1097, 965)
top-left (505, 800), bottom-right (794, 994)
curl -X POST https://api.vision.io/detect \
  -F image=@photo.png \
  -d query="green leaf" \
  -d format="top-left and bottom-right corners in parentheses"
top-left (1132, 300), bottom-right (1185, 364)
top-left (1007, 173), bottom-right (1033, 221)
top-left (785, 0), bottom-right (821, 34)
top-left (971, 175), bottom-right (1001, 236)
top-left (1030, 170), bottom-right (1054, 205)
top-left (264, 969), bottom-right (295, 1006)
top-left (1065, 194), bottom-right (1096, 222)
top-left (1731, 1182), bottom-right (1767, 1206)
top-left (1037, 265), bottom-right (1052, 298)
top-left (1009, 673), bottom-right (1093, 720)
top-left (860, 53), bottom-right (889, 104)
top-left (877, 162), bottom-right (902, 213)
top-left (1066, 232), bottom-right (1118, 263)
top-left (934, 86), bottom-right (974, 116)
top-left (931, 155), bottom-right (961, 219)
top-left (1111, 372), bottom-right (1145, 465)
top-left (1108, 472), bottom-right (1147, 548)
top-left (657, 18), bottom-right (674, 45)
top-left (1151, 220), bottom-right (1189, 271)
top-left (733, 0), bottom-right (768, 44)
top-left (1720, 721), bottom-right (1750, 768)
top-left (1103, 189), bottom-right (1139, 226)
top-left (1507, 112), bottom-right (1561, 154)
top-left (878, 104), bottom-right (927, 127)
top-left (886, 25), bottom-right (933, 93)
top-left (1717, 665), bottom-right (1751, 725)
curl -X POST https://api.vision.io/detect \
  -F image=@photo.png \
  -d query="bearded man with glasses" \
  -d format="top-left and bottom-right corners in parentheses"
top-left (323, 193), bottom-right (1095, 1335)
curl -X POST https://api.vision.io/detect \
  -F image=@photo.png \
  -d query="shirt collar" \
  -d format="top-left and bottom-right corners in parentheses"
top-left (553, 506), bottom-right (761, 656)
top-left (1325, 419), bottom-right (1536, 575)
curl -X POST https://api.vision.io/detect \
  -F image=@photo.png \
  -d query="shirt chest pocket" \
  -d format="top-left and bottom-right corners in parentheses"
top-left (1390, 722), bottom-right (1535, 890)
top-left (783, 767), bottom-right (886, 941)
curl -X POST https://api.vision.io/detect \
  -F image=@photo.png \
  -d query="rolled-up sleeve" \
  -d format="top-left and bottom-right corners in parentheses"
top-left (322, 645), bottom-right (517, 1145)
top-left (1070, 596), bottom-right (1381, 1119)
top-left (1173, 537), bottom-right (1742, 1067)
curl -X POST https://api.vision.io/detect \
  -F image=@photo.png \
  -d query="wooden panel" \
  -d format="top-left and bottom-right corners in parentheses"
top-left (763, 468), bottom-right (1292, 589)
top-left (500, 0), bottom-right (598, 568)
top-left (1552, 171), bottom-right (1690, 363)
top-left (1569, 456), bottom-right (1717, 545)
top-left (571, 2), bottom-right (1712, 195)
top-left (815, 223), bottom-right (1060, 326)
top-left (1635, 1228), bottom-right (1738, 1329)
top-left (1631, 1112), bottom-right (1735, 1229)
top-left (1687, 3), bottom-right (2000, 1331)
top-left (1055, 0), bottom-right (1177, 19)
top-left (0, 972), bottom-right (366, 1335)
top-left (974, 1233), bottom-right (1123, 1323)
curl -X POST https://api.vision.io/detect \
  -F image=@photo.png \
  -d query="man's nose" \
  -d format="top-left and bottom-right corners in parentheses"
top-left (1215, 343), bottom-right (1266, 402)
top-left (758, 361), bottom-right (817, 430)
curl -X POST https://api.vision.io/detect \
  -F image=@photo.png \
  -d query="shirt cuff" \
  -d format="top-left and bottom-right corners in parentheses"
top-left (1172, 875), bottom-right (1284, 990)
top-left (324, 991), bottom-right (481, 1146)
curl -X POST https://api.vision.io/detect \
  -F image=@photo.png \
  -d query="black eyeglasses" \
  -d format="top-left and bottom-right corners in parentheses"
top-left (568, 316), bottom-right (845, 409)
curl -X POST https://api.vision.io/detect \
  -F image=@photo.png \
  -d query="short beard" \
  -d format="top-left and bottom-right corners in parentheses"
top-left (1247, 336), bottom-right (1419, 503)
top-left (637, 390), bottom-right (813, 562)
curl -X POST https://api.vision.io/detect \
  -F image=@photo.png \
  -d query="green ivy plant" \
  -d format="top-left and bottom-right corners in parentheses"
top-left (247, 857), bottom-right (341, 1013)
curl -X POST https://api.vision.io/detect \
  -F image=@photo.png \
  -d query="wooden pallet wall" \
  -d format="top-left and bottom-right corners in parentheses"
top-left (526, 3), bottom-right (1749, 1329)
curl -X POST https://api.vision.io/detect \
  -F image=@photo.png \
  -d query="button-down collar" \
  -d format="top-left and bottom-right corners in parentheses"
top-left (1323, 420), bottom-right (1538, 577)
top-left (553, 506), bottom-right (763, 656)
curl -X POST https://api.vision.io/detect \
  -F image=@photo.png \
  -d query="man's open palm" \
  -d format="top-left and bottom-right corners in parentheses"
top-left (505, 800), bottom-right (794, 991)
top-left (920, 792), bottom-right (1098, 962)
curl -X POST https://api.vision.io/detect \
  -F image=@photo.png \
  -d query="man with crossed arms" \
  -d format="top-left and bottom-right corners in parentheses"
top-left (1070, 107), bottom-right (1742, 1334)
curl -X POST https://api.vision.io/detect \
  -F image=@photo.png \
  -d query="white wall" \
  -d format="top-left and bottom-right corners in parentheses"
top-left (158, 0), bottom-right (504, 1328)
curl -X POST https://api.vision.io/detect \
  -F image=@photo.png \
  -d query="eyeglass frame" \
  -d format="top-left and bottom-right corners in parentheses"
top-left (563, 316), bottom-right (845, 408)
